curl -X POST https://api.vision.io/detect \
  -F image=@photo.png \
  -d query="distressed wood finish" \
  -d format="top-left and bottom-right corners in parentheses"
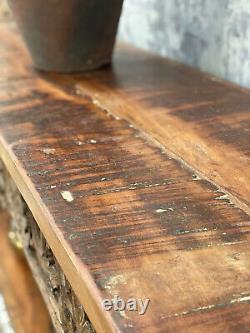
top-left (0, 15), bottom-right (250, 333)
top-left (70, 47), bottom-right (250, 210)
top-left (1, 163), bottom-right (94, 333)
top-left (24, 206), bottom-right (95, 333)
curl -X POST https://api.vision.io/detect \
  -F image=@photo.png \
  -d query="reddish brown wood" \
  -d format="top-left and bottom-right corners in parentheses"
top-left (0, 15), bottom-right (249, 333)
top-left (0, 210), bottom-right (52, 333)
top-left (69, 45), bottom-right (250, 210)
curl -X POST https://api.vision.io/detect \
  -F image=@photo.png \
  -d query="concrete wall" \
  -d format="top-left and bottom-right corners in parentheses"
top-left (118, 0), bottom-right (250, 88)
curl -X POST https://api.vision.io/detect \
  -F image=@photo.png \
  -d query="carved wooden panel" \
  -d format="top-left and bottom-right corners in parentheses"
top-left (0, 163), bottom-right (95, 333)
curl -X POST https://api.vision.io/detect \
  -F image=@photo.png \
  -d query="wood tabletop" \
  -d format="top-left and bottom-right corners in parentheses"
top-left (0, 11), bottom-right (250, 333)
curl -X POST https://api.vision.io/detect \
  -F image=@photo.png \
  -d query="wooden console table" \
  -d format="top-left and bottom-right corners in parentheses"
top-left (0, 8), bottom-right (250, 333)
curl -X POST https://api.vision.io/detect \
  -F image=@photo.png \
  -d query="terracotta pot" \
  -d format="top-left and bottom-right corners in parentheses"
top-left (8, 0), bottom-right (124, 72)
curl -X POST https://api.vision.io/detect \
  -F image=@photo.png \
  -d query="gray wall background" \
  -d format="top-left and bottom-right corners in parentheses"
top-left (118, 0), bottom-right (250, 88)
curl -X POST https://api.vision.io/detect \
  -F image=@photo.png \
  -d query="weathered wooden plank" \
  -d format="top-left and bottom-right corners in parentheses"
top-left (67, 45), bottom-right (250, 210)
top-left (0, 21), bottom-right (250, 333)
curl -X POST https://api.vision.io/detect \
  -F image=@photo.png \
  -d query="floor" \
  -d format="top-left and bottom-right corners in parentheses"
top-left (0, 210), bottom-right (52, 333)
top-left (0, 293), bottom-right (14, 333)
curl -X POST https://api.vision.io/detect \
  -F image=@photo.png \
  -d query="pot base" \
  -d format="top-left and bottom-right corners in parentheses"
top-left (33, 57), bottom-right (112, 74)
top-left (8, 0), bottom-right (124, 73)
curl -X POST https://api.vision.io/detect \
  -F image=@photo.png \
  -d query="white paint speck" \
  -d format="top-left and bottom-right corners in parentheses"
top-left (41, 148), bottom-right (55, 155)
top-left (61, 191), bottom-right (74, 202)
top-left (50, 185), bottom-right (57, 189)
top-left (90, 139), bottom-right (97, 144)
top-left (230, 295), bottom-right (250, 304)
top-left (93, 99), bottom-right (101, 106)
top-left (75, 140), bottom-right (84, 146)
top-left (126, 324), bottom-right (134, 328)
top-left (216, 194), bottom-right (229, 200)
top-left (156, 208), bottom-right (174, 213)
top-left (156, 208), bottom-right (167, 213)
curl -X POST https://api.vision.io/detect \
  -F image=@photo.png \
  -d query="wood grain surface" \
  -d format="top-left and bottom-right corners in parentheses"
top-left (0, 210), bottom-right (52, 333)
top-left (0, 13), bottom-right (250, 333)
top-left (72, 45), bottom-right (250, 211)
